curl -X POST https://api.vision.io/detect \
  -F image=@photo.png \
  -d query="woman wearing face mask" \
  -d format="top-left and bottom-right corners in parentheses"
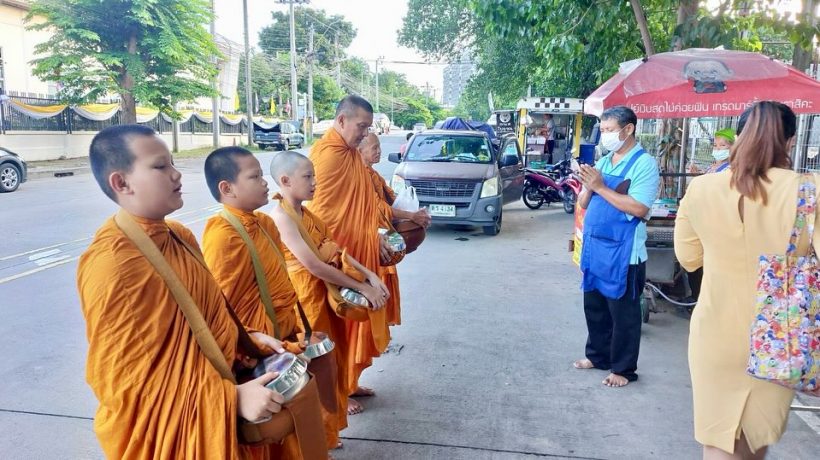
top-left (675, 101), bottom-right (820, 459)
top-left (705, 128), bottom-right (734, 173)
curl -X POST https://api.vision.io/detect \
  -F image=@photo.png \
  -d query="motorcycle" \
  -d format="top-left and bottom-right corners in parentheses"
top-left (522, 158), bottom-right (582, 214)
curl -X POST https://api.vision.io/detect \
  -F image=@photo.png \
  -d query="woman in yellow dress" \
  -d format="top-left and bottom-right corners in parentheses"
top-left (675, 101), bottom-right (820, 459)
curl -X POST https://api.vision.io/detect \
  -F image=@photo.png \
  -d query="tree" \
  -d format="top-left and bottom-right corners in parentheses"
top-left (27, 0), bottom-right (219, 123)
top-left (393, 97), bottom-right (433, 129)
top-left (258, 7), bottom-right (355, 68)
top-left (299, 74), bottom-right (344, 120)
top-left (238, 53), bottom-right (289, 114)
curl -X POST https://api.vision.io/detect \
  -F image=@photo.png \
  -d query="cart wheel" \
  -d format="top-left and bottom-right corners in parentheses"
top-left (640, 292), bottom-right (650, 324)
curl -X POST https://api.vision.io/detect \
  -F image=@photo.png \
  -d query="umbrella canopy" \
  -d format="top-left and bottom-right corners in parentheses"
top-left (584, 48), bottom-right (820, 119)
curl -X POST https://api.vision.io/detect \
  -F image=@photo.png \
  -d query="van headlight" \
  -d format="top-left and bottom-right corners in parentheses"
top-left (391, 175), bottom-right (406, 192)
top-left (480, 176), bottom-right (500, 198)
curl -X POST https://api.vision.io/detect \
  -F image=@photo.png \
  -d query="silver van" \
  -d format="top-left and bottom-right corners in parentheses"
top-left (388, 130), bottom-right (524, 235)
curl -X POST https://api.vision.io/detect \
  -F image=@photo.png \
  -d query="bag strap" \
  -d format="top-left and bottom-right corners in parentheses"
top-left (221, 210), bottom-right (281, 340)
top-left (114, 210), bottom-right (237, 384)
top-left (277, 198), bottom-right (354, 303)
top-left (789, 174), bottom-right (817, 255)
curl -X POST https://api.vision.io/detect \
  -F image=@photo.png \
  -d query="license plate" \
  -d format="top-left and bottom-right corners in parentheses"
top-left (428, 204), bottom-right (456, 217)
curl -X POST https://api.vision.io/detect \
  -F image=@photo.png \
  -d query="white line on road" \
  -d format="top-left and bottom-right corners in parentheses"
top-left (28, 248), bottom-right (62, 261)
top-left (0, 256), bottom-right (79, 285)
top-left (0, 238), bottom-right (89, 261)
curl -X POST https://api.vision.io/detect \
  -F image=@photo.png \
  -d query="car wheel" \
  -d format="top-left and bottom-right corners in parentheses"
top-left (258, 144), bottom-right (267, 150)
top-left (483, 210), bottom-right (502, 236)
top-left (282, 140), bottom-right (289, 151)
top-left (0, 163), bottom-right (21, 193)
top-left (522, 184), bottom-right (544, 210)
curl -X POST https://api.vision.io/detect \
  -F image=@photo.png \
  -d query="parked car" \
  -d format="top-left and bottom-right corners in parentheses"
top-left (253, 121), bottom-right (305, 150)
top-left (413, 122), bottom-right (426, 133)
top-left (388, 131), bottom-right (524, 235)
top-left (0, 147), bottom-right (27, 193)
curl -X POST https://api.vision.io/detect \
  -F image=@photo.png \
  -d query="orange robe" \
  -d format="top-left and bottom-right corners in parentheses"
top-left (203, 205), bottom-right (341, 455)
top-left (366, 166), bottom-right (402, 326)
top-left (77, 214), bottom-right (241, 460)
top-left (308, 127), bottom-right (390, 393)
top-left (275, 195), bottom-right (355, 417)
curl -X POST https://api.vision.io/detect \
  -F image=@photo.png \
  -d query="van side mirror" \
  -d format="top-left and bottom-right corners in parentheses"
top-left (388, 152), bottom-right (402, 163)
top-left (500, 155), bottom-right (519, 167)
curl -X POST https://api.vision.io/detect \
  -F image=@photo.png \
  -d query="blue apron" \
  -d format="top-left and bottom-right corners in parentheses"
top-left (715, 162), bottom-right (730, 172)
top-left (580, 150), bottom-right (645, 299)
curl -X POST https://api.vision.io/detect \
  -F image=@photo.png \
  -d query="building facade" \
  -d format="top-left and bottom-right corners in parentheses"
top-left (0, 0), bottom-right (54, 98)
top-left (442, 54), bottom-right (475, 107)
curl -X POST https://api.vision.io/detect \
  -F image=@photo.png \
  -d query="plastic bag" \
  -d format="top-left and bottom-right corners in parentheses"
top-left (393, 186), bottom-right (420, 212)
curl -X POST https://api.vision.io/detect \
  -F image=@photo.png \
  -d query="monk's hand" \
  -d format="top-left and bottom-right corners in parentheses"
top-left (578, 164), bottom-right (604, 192)
top-left (237, 372), bottom-right (284, 422)
top-left (361, 284), bottom-right (387, 310)
top-left (378, 234), bottom-right (393, 265)
top-left (366, 274), bottom-right (390, 300)
top-left (250, 332), bottom-right (286, 354)
top-left (411, 209), bottom-right (432, 228)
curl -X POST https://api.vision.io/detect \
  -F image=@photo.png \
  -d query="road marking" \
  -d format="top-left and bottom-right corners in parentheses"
top-left (793, 395), bottom-right (820, 435)
top-left (32, 254), bottom-right (71, 267)
top-left (0, 255), bottom-right (79, 285)
top-left (0, 238), bottom-right (89, 261)
top-left (28, 248), bottom-right (62, 261)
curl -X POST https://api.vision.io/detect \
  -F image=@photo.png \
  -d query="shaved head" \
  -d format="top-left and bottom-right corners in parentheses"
top-left (360, 132), bottom-right (379, 149)
top-left (335, 95), bottom-right (373, 118)
top-left (269, 150), bottom-right (311, 185)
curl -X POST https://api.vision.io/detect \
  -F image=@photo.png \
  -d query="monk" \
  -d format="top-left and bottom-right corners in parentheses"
top-left (201, 146), bottom-right (335, 458)
top-left (306, 95), bottom-right (393, 408)
top-left (358, 133), bottom-right (431, 325)
top-left (77, 125), bottom-right (287, 460)
top-left (269, 150), bottom-right (389, 415)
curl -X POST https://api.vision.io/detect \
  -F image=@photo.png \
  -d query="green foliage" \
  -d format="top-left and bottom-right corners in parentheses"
top-left (299, 74), bottom-right (345, 120)
top-left (238, 53), bottom-right (290, 114)
top-left (393, 97), bottom-right (433, 129)
top-left (398, 0), bottom-right (477, 60)
top-left (258, 6), bottom-right (355, 68)
top-left (27, 0), bottom-right (219, 120)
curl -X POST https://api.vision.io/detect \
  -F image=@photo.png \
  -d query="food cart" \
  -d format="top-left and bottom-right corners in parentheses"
top-left (580, 48), bottom-right (820, 316)
top-left (511, 97), bottom-right (597, 167)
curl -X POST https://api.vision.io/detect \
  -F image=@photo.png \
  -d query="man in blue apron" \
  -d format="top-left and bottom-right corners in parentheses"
top-left (574, 106), bottom-right (660, 388)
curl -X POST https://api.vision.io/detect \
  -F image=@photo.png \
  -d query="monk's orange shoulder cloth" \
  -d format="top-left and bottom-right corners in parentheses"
top-left (202, 205), bottom-right (298, 346)
top-left (77, 214), bottom-right (240, 460)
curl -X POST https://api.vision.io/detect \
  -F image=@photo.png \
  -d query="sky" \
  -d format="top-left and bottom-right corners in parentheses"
top-left (214, 0), bottom-right (445, 101)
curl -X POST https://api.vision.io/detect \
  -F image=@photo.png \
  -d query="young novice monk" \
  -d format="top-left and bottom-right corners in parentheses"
top-left (77, 125), bottom-right (286, 460)
top-left (268, 150), bottom-right (389, 415)
top-left (201, 147), bottom-right (336, 458)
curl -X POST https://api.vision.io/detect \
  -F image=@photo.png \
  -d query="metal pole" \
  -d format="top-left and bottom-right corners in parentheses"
top-left (391, 88), bottom-right (394, 124)
top-left (307, 24), bottom-right (314, 142)
top-left (210, 0), bottom-right (220, 147)
top-left (242, 0), bottom-right (254, 146)
top-left (375, 57), bottom-right (380, 112)
top-left (677, 119), bottom-right (688, 198)
top-left (289, 0), bottom-right (298, 123)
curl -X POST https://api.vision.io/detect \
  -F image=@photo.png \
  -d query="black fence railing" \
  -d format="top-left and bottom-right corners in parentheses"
top-left (0, 96), bottom-right (247, 136)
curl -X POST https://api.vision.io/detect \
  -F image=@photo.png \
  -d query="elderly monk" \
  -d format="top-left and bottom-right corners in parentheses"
top-left (270, 150), bottom-right (390, 415)
top-left (77, 125), bottom-right (286, 460)
top-left (201, 147), bottom-right (335, 458)
top-left (306, 95), bottom-right (394, 409)
top-left (358, 133), bottom-right (430, 325)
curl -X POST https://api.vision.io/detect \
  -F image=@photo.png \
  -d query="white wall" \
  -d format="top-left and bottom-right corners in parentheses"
top-left (0, 4), bottom-right (53, 97)
top-left (0, 131), bottom-right (249, 162)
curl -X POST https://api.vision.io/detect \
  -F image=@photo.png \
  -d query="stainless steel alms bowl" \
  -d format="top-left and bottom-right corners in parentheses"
top-left (253, 352), bottom-right (310, 402)
top-left (340, 287), bottom-right (371, 308)
top-left (387, 231), bottom-right (407, 252)
top-left (301, 331), bottom-right (335, 359)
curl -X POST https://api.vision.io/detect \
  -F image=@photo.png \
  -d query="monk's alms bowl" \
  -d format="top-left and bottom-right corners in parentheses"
top-left (339, 287), bottom-right (371, 308)
top-left (386, 231), bottom-right (407, 252)
top-left (297, 331), bottom-right (335, 359)
top-left (252, 352), bottom-right (309, 402)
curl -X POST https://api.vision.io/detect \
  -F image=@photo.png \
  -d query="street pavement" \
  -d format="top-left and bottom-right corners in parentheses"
top-left (1, 133), bottom-right (818, 459)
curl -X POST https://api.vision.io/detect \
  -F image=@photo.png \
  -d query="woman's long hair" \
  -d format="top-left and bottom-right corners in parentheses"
top-left (729, 101), bottom-right (797, 205)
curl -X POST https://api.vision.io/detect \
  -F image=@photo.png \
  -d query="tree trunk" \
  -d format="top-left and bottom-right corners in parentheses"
top-left (629, 0), bottom-right (655, 56)
top-left (791, 0), bottom-right (815, 73)
top-left (120, 33), bottom-right (138, 124)
top-left (672, 0), bottom-right (699, 52)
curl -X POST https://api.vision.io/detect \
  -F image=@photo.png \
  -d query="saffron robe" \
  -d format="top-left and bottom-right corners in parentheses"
top-left (366, 166), bottom-right (402, 326)
top-left (77, 214), bottom-right (241, 460)
top-left (307, 127), bottom-right (390, 392)
top-left (203, 205), bottom-right (341, 454)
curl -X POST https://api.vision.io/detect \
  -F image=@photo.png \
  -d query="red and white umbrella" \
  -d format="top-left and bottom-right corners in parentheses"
top-left (584, 48), bottom-right (820, 119)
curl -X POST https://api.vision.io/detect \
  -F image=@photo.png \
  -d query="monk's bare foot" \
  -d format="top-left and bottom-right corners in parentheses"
top-left (351, 386), bottom-right (375, 397)
top-left (333, 441), bottom-right (343, 449)
top-left (573, 358), bottom-right (595, 369)
top-left (603, 373), bottom-right (629, 387)
top-left (347, 398), bottom-right (364, 415)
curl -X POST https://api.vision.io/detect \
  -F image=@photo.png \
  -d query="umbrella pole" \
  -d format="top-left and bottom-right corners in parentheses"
top-left (677, 118), bottom-right (688, 198)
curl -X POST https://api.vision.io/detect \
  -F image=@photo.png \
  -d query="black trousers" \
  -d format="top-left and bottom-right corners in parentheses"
top-left (583, 262), bottom-right (645, 381)
top-left (545, 140), bottom-right (555, 164)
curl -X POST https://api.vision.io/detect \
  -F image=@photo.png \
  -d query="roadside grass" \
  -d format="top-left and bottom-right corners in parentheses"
top-left (173, 139), bottom-right (314, 160)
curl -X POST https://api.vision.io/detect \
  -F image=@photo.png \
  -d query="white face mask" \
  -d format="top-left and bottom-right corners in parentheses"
top-left (601, 127), bottom-right (626, 152)
top-left (712, 149), bottom-right (730, 161)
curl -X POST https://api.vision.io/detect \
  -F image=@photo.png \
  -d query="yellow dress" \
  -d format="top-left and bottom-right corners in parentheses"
top-left (674, 168), bottom-right (817, 453)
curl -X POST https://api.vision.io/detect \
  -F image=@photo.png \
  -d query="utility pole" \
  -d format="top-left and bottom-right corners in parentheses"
top-left (307, 24), bottom-right (314, 141)
top-left (391, 88), bottom-right (394, 124)
top-left (242, 0), bottom-right (253, 146)
top-left (210, 0), bottom-right (220, 147)
top-left (276, 0), bottom-right (308, 123)
top-left (335, 32), bottom-right (341, 86)
top-left (375, 56), bottom-right (383, 112)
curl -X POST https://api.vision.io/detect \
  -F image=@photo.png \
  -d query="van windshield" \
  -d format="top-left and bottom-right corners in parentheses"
top-left (405, 135), bottom-right (493, 164)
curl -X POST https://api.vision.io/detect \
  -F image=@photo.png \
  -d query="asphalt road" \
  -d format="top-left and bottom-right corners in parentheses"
top-left (1, 133), bottom-right (818, 459)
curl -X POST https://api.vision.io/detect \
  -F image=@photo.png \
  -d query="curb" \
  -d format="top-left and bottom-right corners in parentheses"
top-left (27, 165), bottom-right (91, 180)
